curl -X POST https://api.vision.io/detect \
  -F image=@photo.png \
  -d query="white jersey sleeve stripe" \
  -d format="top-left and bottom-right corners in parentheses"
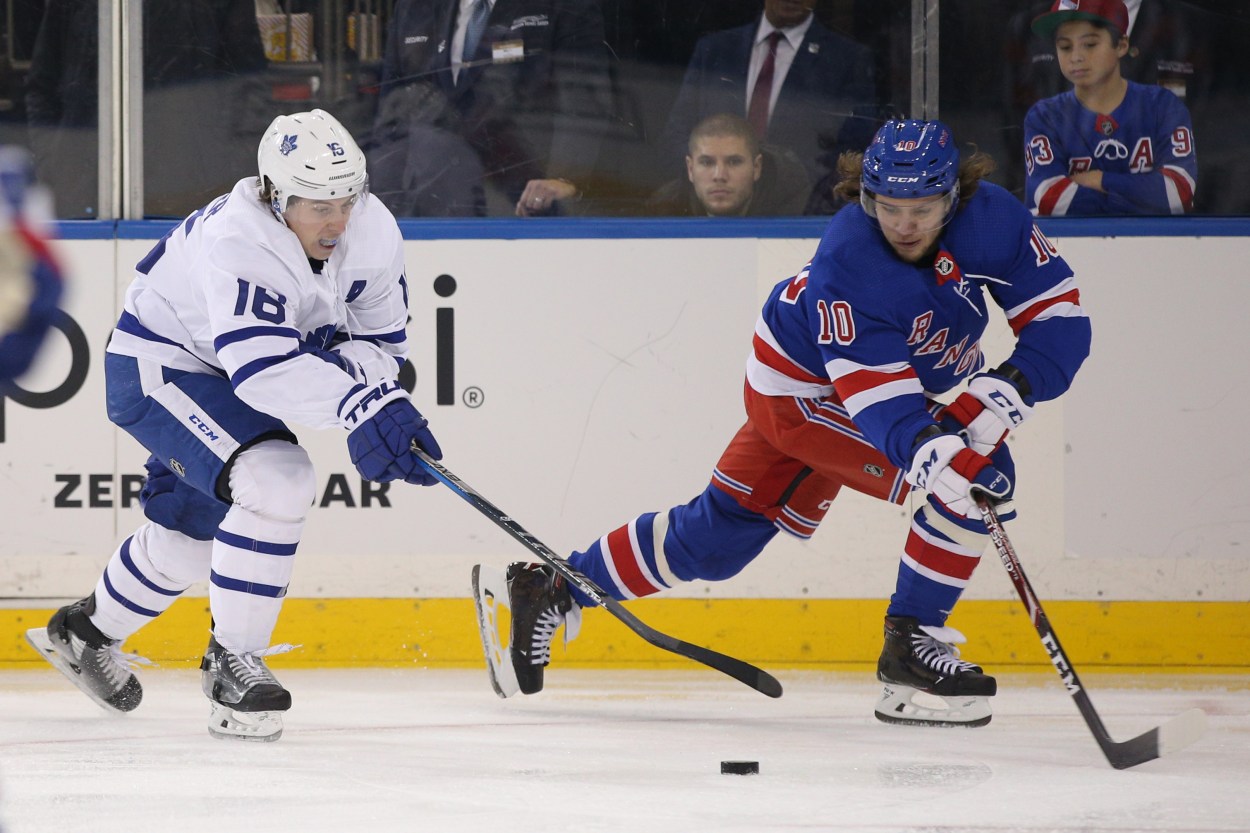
top-left (837, 377), bottom-right (926, 417)
top-left (1002, 276), bottom-right (1080, 320)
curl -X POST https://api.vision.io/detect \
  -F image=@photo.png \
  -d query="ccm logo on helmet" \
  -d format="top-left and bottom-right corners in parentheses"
top-left (887, 175), bottom-right (921, 183)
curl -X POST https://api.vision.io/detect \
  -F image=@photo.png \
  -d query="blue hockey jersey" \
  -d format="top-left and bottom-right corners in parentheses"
top-left (1024, 80), bottom-right (1196, 215)
top-left (747, 182), bottom-right (1091, 470)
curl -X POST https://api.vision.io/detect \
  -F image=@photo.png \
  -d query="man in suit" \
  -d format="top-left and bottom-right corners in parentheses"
top-left (658, 0), bottom-right (878, 188)
top-left (372, 0), bottom-right (612, 217)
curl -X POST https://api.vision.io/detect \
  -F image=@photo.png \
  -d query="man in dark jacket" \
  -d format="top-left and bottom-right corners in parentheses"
top-left (646, 113), bottom-right (807, 217)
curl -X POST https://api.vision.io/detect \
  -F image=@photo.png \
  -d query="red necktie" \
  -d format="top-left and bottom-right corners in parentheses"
top-left (747, 32), bottom-right (782, 138)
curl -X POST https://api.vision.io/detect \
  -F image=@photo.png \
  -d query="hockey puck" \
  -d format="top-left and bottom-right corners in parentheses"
top-left (720, 760), bottom-right (759, 775)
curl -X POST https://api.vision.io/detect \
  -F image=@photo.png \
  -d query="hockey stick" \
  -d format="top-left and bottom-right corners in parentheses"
top-left (975, 494), bottom-right (1206, 769)
top-left (414, 448), bottom-right (784, 699)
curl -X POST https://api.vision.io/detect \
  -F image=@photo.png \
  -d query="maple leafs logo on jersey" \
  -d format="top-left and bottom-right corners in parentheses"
top-left (279, 134), bottom-right (299, 157)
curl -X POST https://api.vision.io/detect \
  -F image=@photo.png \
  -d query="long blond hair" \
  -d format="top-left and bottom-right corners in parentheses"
top-left (831, 147), bottom-right (997, 208)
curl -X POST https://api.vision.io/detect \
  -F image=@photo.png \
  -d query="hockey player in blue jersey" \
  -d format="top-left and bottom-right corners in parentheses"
top-left (474, 119), bottom-right (1092, 726)
top-left (0, 147), bottom-right (63, 387)
top-left (1024, 0), bottom-right (1196, 215)
top-left (25, 109), bottom-right (443, 741)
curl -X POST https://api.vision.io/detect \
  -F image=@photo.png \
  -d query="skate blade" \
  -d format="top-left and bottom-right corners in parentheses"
top-left (874, 684), bottom-right (993, 728)
top-left (23, 627), bottom-right (137, 715)
top-left (207, 703), bottom-right (284, 742)
top-left (471, 564), bottom-right (520, 699)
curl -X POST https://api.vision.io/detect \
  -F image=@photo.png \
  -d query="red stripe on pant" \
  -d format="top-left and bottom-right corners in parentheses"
top-left (606, 524), bottom-right (660, 597)
top-left (904, 528), bottom-right (979, 582)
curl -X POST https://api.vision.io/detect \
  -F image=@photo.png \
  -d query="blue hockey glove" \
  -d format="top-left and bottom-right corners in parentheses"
top-left (940, 371), bottom-right (1034, 456)
top-left (906, 433), bottom-right (1012, 520)
top-left (341, 382), bottom-right (443, 486)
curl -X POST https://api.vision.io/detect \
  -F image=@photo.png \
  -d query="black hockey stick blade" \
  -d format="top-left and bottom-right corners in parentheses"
top-left (976, 494), bottom-right (1206, 769)
top-left (414, 448), bottom-right (783, 698)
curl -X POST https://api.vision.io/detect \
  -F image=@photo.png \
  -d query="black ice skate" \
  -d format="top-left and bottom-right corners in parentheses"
top-left (24, 594), bottom-right (145, 713)
top-left (471, 562), bottom-right (581, 698)
top-left (875, 615), bottom-right (996, 727)
top-left (200, 636), bottom-right (293, 742)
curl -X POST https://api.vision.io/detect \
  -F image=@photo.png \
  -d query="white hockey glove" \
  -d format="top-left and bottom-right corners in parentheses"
top-left (906, 433), bottom-right (1012, 520)
top-left (941, 371), bottom-right (1034, 456)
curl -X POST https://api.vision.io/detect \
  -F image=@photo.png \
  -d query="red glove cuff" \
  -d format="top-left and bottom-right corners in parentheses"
top-left (942, 392), bottom-right (987, 430)
top-left (949, 447), bottom-right (991, 480)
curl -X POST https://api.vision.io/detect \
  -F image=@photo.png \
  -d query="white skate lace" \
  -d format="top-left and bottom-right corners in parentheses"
top-left (225, 643), bottom-right (299, 687)
top-left (75, 634), bottom-right (152, 688)
top-left (911, 634), bottom-right (979, 676)
top-left (528, 609), bottom-right (563, 666)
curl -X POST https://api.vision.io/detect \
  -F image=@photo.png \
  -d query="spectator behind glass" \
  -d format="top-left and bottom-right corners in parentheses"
top-left (1003, 0), bottom-right (1210, 203)
top-left (659, 0), bottom-right (878, 192)
top-left (1024, 0), bottom-right (1196, 216)
top-left (24, 0), bottom-right (267, 219)
top-left (646, 112), bottom-right (807, 217)
top-left (371, 0), bottom-right (612, 218)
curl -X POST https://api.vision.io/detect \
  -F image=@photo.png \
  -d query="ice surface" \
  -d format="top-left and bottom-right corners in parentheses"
top-left (1, 668), bottom-right (1246, 832)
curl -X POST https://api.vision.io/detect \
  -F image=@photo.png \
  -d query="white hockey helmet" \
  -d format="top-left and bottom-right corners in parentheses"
top-left (257, 109), bottom-right (368, 215)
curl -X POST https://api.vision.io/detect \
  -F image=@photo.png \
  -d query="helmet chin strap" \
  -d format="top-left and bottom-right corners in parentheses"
top-left (269, 197), bottom-right (290, 228)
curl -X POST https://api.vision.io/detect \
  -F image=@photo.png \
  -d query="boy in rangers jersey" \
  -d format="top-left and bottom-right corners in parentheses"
top-left (25, 109), bottom-right (443, 742)
top-left (474, 119), bottom-right (1092, 727)
top-left (1024, 0), bottom-right (1197, 215)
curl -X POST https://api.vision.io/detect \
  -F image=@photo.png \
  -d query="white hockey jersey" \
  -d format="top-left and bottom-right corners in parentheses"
top-left (106, 178), bottom-right (410, 431)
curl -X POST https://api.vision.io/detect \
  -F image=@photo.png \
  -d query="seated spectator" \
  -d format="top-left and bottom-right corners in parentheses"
top-left (1002, 0), bottom-right (1210, 203)
top-left (659, 0), bottom-right (879, 190)
top-left (1007, 0), bottom-right (1208, 112)
top-left (371, 0), bottom-right (612, 218)
top-left (1024, 0), bottom-right (1196, 216)
top-left (646, 113), bottom-right (807, 217)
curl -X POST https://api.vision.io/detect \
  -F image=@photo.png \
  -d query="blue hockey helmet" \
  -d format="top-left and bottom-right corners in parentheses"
top-left (861, 119), bottom-right (959, 198)
top-left (860, 119), bottom-right (960, 226)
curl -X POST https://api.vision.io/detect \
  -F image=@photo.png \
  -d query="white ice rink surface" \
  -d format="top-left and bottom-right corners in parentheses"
top-left (1, 667), bottom-right (1246, 833)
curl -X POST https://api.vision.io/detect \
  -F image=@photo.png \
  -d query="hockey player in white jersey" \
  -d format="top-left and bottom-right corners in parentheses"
top-left (25, 109), bottom-right (442, 741)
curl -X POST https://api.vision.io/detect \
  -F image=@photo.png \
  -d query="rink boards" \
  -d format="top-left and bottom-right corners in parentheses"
top-left (1, 218), bottom-right (1247, 669)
